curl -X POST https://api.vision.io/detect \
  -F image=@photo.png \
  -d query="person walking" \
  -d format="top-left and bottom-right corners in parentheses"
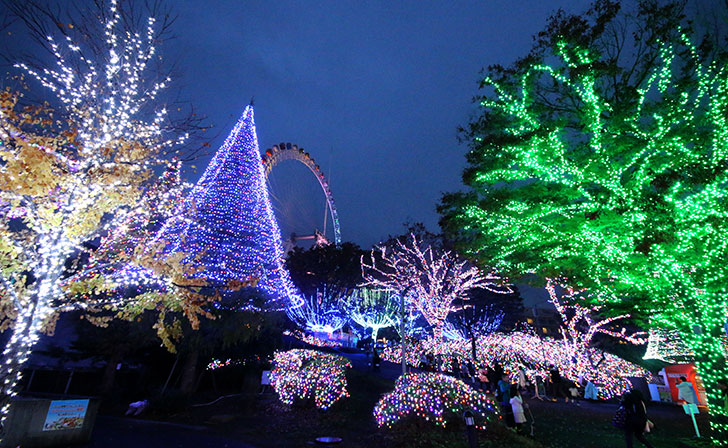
top-left (478, 367), bottom-right (490, 392)
top-left (419, 353), bottom-right (428, 371)
top-left (549, 364), bottom-right (562, 402)
top-left (518, 368), bottom-right (527, 393)
top-left (452, 358), bottom-right (462, 379)
top-left (621, 389), bottom-right (654, 448)
top-left (677, 376), bottom-right (698, 405)
top-left (372, 348), bottom-right (381, 370)
top-left (464, 360), bottom-right (476, 384)
top-left (584, 380), bottom-right (599, 400)
top-left (498, 374), bottom-right (514, 427)
top-left (533, 375), bottom-right (545, 400)
top-left (510, 385), bottom-right (527, 434)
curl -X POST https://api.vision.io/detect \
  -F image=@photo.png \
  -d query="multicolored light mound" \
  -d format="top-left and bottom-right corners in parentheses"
top-left (373, 372), bottom-right (497, 428)
top-left (381, 332), bottom-right (647, 400)
top-left (270, 349), bottom-right (352, 410)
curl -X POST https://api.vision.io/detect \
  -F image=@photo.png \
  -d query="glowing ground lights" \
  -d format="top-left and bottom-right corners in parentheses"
top-left (381, 331), bottom-right (647, 400)
top-left (270, 349), bottom-right (352, 410)
top-left (373, 372), bottom-right (497, 428)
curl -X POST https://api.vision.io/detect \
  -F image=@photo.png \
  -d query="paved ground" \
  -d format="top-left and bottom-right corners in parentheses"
top-left (80, 345), bottom-right (708, 448)
top-left (85, 416), bottom-right (259, 448)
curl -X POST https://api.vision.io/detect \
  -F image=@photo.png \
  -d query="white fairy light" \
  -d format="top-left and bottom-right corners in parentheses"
top-left (0, 0), bottom-right (186, 434)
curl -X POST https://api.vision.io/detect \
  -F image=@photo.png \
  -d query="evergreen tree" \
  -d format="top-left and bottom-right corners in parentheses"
top-left (151, 105), bottom-right (302, 307)
top-left (285, 242), bottom-right (364, 297)
top-left (440, 0), bottom-right (728, 438)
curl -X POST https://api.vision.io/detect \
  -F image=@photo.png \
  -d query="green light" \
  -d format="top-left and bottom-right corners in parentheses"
top-left (442, 29), bottom-right (728, 443)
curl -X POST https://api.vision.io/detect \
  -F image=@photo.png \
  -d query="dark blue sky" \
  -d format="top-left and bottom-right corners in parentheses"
top-left (167, 0), bottom-right (593, 248)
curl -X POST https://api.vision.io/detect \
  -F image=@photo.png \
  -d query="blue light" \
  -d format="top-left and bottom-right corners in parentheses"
top-left (151, 105), bottom-right (302, 307)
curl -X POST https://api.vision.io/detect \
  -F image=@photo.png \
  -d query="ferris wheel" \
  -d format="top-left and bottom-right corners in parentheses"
top-left (261, 142), bottom-right (342, 248)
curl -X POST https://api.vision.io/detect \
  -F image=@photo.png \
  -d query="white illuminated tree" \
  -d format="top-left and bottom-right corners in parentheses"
top-left (362, 234), bottom-right (512, 340)
top-left (545, 279), bottom-right (648, 382)
top-left (0, 0), bottom-right (194, 432)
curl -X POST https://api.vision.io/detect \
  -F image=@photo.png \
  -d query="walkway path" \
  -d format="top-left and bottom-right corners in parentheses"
top-left (86, 416), bottom-right (260, 448)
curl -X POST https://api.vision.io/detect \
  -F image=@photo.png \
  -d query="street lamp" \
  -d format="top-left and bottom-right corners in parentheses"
top-left (463, 410), bottom-right (478, 448)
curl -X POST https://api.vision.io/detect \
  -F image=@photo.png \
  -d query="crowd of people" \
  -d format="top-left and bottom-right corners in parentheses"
top-left (365, 343), bottom-right (722, 446)
top-left (417, 359), bottom-right (705, 447)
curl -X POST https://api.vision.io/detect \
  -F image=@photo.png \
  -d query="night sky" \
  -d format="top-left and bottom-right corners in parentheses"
top-left (166, 0), bottom-right (594, 248)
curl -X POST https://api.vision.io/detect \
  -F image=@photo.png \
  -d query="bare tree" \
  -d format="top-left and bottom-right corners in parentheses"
top-left (2, 0), bottom-right (214, 162)
top-left (362, 234), bottom-right (512, 340)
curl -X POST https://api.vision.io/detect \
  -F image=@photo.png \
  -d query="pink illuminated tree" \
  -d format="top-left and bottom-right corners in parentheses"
top-left (362, 234), bottom-right (511, 340)
top-left (545, 279), bottom-right (648, 381)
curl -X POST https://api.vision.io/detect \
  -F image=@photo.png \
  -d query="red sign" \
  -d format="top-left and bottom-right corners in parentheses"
top-left (663, 364), bottom-right (706, 405)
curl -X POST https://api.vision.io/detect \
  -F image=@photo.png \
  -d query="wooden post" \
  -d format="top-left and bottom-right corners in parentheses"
top-left (63, 371), bottom-right (74, 394)
top-left (400, 290), bottom-right (407, 375)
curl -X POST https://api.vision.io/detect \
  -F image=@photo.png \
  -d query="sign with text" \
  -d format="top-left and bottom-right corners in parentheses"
top-left (43, 399), bottom-right (89, 431)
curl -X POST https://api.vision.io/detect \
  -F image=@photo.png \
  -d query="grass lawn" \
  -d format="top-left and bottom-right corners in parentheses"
top-left (144, 366), bottom-right (536, 447)
top-left (526, 397), bottom-right (710, 448)
top-left (131, 355), bottom-right (712, 448)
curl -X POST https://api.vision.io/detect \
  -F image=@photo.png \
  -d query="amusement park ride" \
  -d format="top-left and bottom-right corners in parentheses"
top-left (262, 142), bottom-right (342, 251)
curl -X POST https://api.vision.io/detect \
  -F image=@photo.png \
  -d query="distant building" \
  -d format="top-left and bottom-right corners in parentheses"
top-left (523, 306), bottom-right (562, 337)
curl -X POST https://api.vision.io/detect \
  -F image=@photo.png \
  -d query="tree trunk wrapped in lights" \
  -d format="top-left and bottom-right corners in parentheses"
top-left (439, 2), bottom-right (728, 438)
top-left (0, 0), bottom-right (198, 434)
top-left (362, 234), bottom-right (511, 340)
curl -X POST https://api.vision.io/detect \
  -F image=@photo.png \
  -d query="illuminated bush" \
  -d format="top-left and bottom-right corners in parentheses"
top-left (270, 349), bottom-right (352, 410)
top-left (373, 372), bottom-right (497, 428)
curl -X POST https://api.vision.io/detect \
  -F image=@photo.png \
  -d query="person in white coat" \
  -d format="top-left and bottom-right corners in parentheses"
top-left (584, 380), bottom-right (599, 400)
top-left (509, 385), bottom-right (527, 433)
top-left (676, 376), bottom-right (698, 404)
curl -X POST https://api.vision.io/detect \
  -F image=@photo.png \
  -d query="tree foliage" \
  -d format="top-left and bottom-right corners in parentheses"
top-left (439, 0), bottom-right (728, 437)
top-left (0, 0), bottom-right (204, 431)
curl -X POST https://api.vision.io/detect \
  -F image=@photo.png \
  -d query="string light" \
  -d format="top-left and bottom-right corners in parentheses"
top-left (343, 288), bottom-right (400, 340)
top-left (0, 0), bottom-right (187, 433)
top-left (283, 330), bottom-right (343, 348)
top-left (270, 349), bottom-right (352, 410)
top-left (442, 305), bottom-right (504, 341)
top-left (373, 372), bottom-right (497, 429)
top-left (285, 287), bottom-right (345, 334)
top-left (380, 283), bottom-right (650, 401)
top-left (14, 0), bottom-right (187, 159)
top-left (362, 234), bottom-right (512, 340)
top-left (149, 105), bottom-right (302, 308)
top-left (643, 328), bottom-right (695, 362)
top-left (206, 355), bottom-right (269, 371)
top-left (442, 26), bottom-right (728, 440)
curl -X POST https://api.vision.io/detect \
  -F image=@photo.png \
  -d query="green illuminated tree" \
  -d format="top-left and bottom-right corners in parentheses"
top-left (439, 0), bottom-right (728, 438)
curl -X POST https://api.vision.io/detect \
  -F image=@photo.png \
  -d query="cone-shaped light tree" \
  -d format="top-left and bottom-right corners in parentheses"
top-left (149, 105), bottom-right (302, 307)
